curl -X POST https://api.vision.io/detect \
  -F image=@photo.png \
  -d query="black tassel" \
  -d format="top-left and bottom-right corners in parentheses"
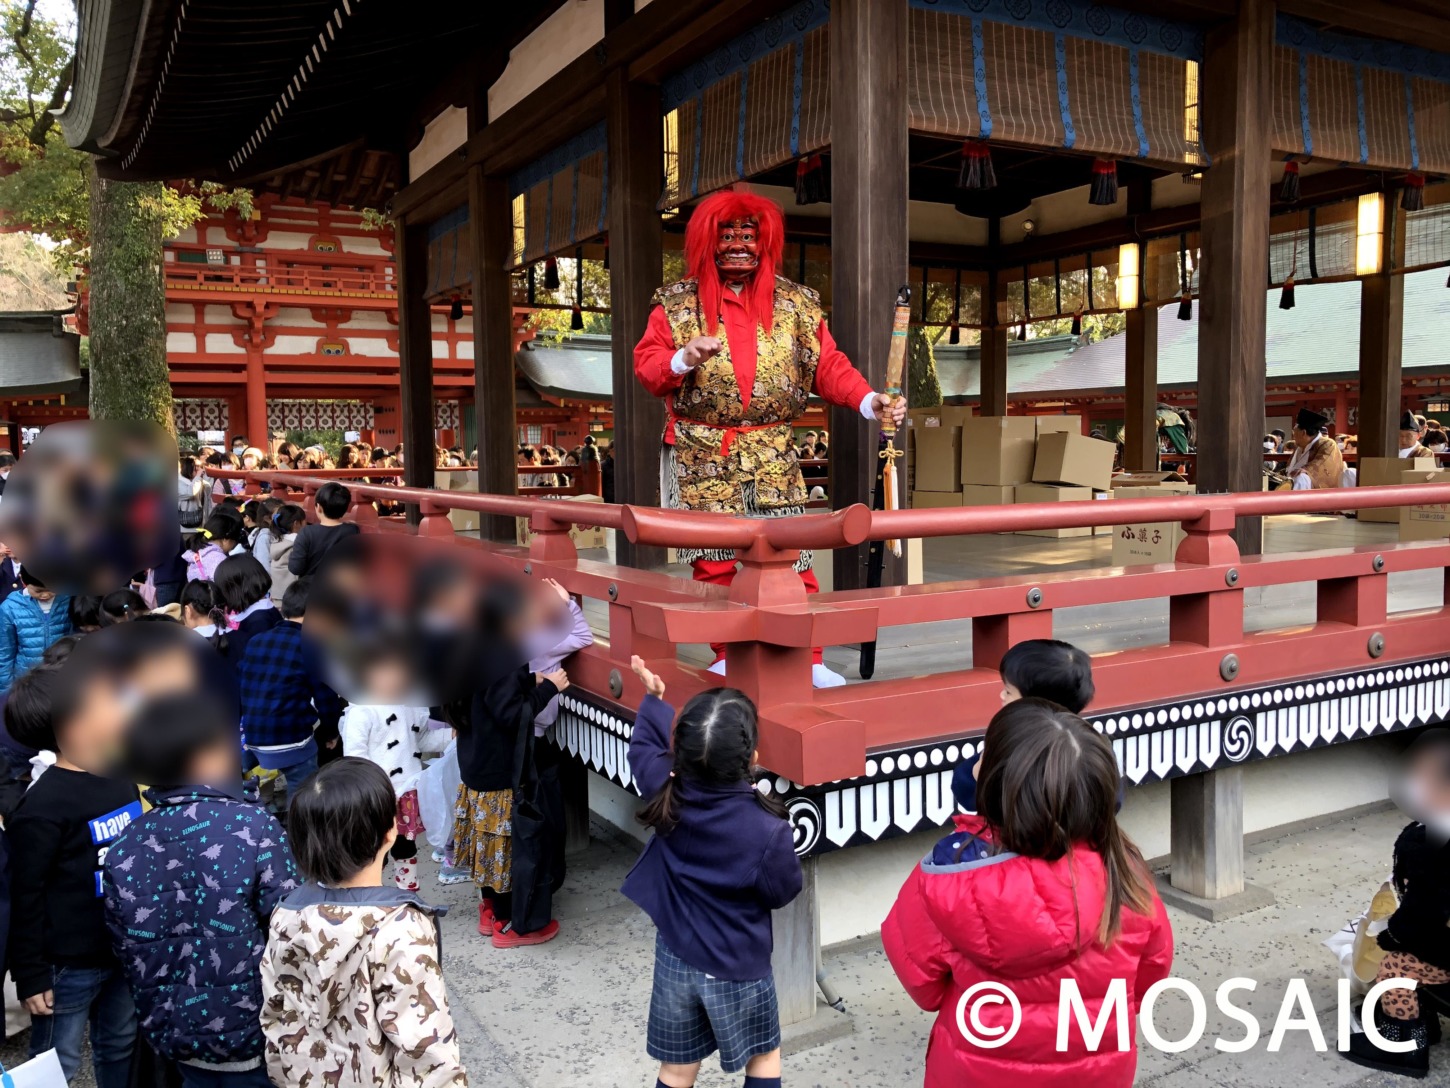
top-left (948, 322), bottom-right (960, 345)
top-left (1279, 159), bottom-right (1301, 204)
top-left (1177, 292), bottom-right (1192, 321)
top-left (814, 153), bottom-right (831, 203)
top-left (449, 295), bottom-right (463, 321)
top-left (1089, 159), bottom-right (1119, 206)
top-left (1279, 277), bottom-right (1296, 310)
top-left (795, 155), bottom-right (829, 206)
top-left (602, 245), bottom-right (609, 271)
top-left (956, 141), bottom-right (997, 191)
top-left (1402, 172), bottom-right (1426, 212)
top-left (794, 157), bottom-right (810, 205)
top-left (1070, 311), bottom-right (1082, 337)
top-left (543, 256), bottom-right (560, 290)
top-left (1017, 324), bottom-right (1028, 341)
top-left (570, 304), bottom-right (584, 330)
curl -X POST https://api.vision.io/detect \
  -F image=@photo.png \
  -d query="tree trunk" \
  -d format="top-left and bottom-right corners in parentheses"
top-left (87, 170), bottom-right (174, 434)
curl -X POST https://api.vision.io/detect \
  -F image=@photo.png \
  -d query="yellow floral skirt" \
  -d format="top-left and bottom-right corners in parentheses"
top-left (452, 783), bottom-right (513, 891)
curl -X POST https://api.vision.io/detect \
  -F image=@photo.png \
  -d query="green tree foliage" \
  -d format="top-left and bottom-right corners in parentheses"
top-left (906, 325), bottom-right (942, 409)
top-left (518, 255), bottom-right (613, 341)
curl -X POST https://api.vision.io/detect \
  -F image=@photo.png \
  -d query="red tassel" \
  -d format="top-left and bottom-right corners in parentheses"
top-left (1280, 159), bottom-right (1301, 204)
top-left (1177, 292), bottom-right (1192, 321)
top-left (813, 153), bottom-right (830, 203)
top-left (957, 141), bottom-right (997, 191)
top-left (1089, 159), bottom-right (1119, 206)
top-left (543, 256), bottom-right (560, 290)
top-left (1402, 172), bottom-right (1426, 212)
top-left (1070, 311), bottom-right (1082, 337)
top-left (1279, 276), bottom-right (1296, 310)
top-left (795, 154), bottom-right (828, 205)
top-left (570, 303), bottom-right (584, 331)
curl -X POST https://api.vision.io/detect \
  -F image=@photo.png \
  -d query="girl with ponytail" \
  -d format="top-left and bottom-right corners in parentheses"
top-left (882, 698), bottom-right (1174, 1088)
top-left (622, 657), bottom-right (801, 1088)
top-left (179, 580), bottom-right (230, 656)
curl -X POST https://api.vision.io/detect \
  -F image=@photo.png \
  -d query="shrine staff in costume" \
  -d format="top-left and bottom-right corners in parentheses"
top-left (1285, 407), bottom-right (1344, 490)
top-left (633, 188), bottom-right (906, 689)
top-left (1400, 409), bottom-right (1436, 461)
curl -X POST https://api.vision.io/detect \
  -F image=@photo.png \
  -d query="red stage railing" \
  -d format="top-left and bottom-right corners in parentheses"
top-left (212, 469), bottom-right (1450, 787)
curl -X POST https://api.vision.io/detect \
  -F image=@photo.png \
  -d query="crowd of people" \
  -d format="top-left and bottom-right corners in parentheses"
top-left (0, 423), bottom-right (1443, 1088)
top-left (1263, 407), bottom-right (1448, 491)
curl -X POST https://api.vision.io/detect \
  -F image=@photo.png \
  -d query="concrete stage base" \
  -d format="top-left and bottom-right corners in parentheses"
top-left (1155, 873), bottom-right (1278, 922)
top-left (781, 1001), bottom-right (855, 1056)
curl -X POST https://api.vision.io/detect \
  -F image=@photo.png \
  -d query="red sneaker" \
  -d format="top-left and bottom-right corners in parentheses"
top-left (477, 899), bottom-right (495, 937)
top-left (491, 919), bottom-right (560, 948)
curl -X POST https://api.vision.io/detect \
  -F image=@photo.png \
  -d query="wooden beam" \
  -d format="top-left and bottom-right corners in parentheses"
top-left (394, 219), bottom-right (436, 497)
top-left (979, 219), bottom-right (1009, 417)
top-left (469, 165), bottom-right (520, 542)
top-left (829, 0), bottom-right (909, 594)
top-left (1195, 0), bottom-right (1272, 556)
top-left (1123, 308), bottom-right (1159, 471)
top-left (1279, 0), bottom-right (1450, 55)
top-left (1358, 207), bottom-right (1406, 459)
top-left (606, 72), bottom-right (666, 570)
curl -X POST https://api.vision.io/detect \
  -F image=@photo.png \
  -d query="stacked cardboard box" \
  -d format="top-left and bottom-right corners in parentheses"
top-left (1399, 468), bottom-right (1450, 541)
top-left (516, 493), bottom-right (608, 550)
top-left (1109, 474), bottom-right (1196, 564)
top-left (909, 406), bottom-right (971, 508)
top-left (1359, 456), bottom-right (1435, 523)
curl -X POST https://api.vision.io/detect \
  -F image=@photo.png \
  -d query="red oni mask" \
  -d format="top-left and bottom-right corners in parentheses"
top-left (684, 188), bottom-right (785, 336)
top-left (714, 217), bottom-right (760, 284)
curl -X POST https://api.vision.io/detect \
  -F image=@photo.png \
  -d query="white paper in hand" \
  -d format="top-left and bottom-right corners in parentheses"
top-left (1, 1048), bottom-right (67, 1088)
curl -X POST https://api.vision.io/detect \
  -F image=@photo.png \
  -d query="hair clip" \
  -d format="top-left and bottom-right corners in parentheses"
top-left (199, 528), bottom-right (212, 539)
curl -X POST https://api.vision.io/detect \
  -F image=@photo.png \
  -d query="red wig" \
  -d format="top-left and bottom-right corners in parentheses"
top-left (684, 188), bottom-right (785, 336)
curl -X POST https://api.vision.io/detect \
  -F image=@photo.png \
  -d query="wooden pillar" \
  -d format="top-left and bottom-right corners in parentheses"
top-left (395, 219), bottom-right (435, 495)
top-left (771, 856), bottom-right (820, 1026)
top-left (829, 0), bottom-right (908, 592)
top-left (979, 221), bottom-right (1008, 418)
top-left (244, 351), bottom-right (267, 451)
top-left (469, 166), bottom-right (521, 541)
top-left (1195, 0), bottom-right (1273, 556)
top-left (1123, 308), bottom-right (1159, 470)
top-left (1170, 767), bottom-right (1244, 899)
top-left (979, 326), bottom-right (1009, 418)
top-left (606, 71), bottom-right (667, 569)
top-left (1357, 216), bottom-right (1404, 459)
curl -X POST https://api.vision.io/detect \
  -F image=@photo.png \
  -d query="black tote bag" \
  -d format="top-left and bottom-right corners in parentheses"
top-left (508, 724), bottom-right (555, 934)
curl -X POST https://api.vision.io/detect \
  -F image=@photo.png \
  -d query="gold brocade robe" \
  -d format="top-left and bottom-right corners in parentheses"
top-left (653, 275), bottom-right (823, 516)
top-left (1286, 435), bottom-right (1345, 489)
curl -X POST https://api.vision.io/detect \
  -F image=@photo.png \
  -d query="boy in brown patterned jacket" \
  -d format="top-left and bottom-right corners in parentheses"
top-left (260, 758), bottom-right (466, 1088)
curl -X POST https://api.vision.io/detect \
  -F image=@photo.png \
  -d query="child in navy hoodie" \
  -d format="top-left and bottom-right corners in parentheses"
top-left (622, 657), bottom-right (801, 1088)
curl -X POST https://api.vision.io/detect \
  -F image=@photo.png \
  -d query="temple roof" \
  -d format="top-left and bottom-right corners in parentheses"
top-left (0, 312), bottom-right (84, 397)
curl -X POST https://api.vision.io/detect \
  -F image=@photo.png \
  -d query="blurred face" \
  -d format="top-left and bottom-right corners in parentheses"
top-left (1000, 681), bottom-right (1022, 706)
top-left (1291, 425), bottom-right (1311, 448)
top-left (57, 674), bottom-right (130, 769)
top-left (25, 584), bottom-right (54, 603)
top-left (715, 217), bottom-right (760, 284)
top-left (188, 735), bottom-right (239, 786)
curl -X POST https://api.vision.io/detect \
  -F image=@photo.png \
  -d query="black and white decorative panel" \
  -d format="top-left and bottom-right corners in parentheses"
top-left (550, 658), bottom-right (1450, 858)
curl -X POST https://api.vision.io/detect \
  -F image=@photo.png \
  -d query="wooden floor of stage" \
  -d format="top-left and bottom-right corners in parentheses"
top-left (573, 514), bottom-right (1438, 680)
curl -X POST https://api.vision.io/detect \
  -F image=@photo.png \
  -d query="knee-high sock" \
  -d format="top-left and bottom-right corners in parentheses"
top-left (691, 559), bottom-right (823, 666)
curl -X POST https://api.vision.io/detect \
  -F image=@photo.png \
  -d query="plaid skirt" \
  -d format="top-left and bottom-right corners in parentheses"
top-left (646, 934), bottom-right (781, 1073)
top-left (452, 783), bottom-right (512, 891)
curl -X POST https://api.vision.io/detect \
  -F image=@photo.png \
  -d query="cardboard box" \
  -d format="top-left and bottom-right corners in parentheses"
top-left (1110, 471), bottom-right (1191, 491)
top-left (961, 416), bottom-right (1038, 486)
top-left (1399, 469), bottom-right (1450, 541)
top-left (1359, 456), bottom-right (1435, 523)
top-left (1014, 483), bottom-right (1095, 538)
top-left (1110, 487), bottom-right (1196, 563)
top-left (516, 493), bottom-right (608, 550)
top-left (1032, 431), bottom-right (1118, 491)
top-left (909, 405), bottom-right (972, 429)
top-left (912, 425), bottom-right (963, 493)
top-left (435, 469), bottom-right (480, 532)
top-left (961, 485), bottom-right (1017, 507)
top-left (1035, 415), bottom-right (1082, 438)
top-left (1091, 490), bottom-right (1116, 535)
top-left (912, 490), bottom-right (965, 509)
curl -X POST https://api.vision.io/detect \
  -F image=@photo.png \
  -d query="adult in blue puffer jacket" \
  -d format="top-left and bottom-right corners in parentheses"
top-left (102, 694), bottom-right (298, 1086)
top-left (0, 568), bottom-right (71, 694)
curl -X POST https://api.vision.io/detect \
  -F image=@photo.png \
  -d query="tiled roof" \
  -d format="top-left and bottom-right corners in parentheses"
top-left (1021, 268), bottom-right (1450, 395)
top-left (0, 312), bottom-right (83, 397)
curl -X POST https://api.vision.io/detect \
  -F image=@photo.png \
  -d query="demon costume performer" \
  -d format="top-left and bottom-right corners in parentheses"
top-left (633, 189), bottom-right (905, 689)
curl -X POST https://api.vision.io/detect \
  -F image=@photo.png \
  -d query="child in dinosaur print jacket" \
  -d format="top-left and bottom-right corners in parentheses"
top-left (103, 693), bottom-right (298, 1088)
top-left (261, 758), bottom-right (466, 1088)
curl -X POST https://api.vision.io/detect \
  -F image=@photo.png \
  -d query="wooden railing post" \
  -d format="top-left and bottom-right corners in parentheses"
top-left (725, 540), bottom-right (813, 709)
top-left (527, 510), bottom-right (579, 564)
top-left (347, 488), bottom-right (379, 531)
top-left (578, 457), bottom-right (602, 497)
top-left (1169, 505), bottom-right (1244, 648)
top-left (415, 498), bottom-right (456, 539)
top-left (301, 483), bottom-right (320, 524)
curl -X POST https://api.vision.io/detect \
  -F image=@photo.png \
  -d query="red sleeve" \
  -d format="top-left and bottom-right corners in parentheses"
top-left (633, 306), bottom-right (685, 398)
top-left (1132, 894), bottom-right (1175, 1004)
top-left (812, 319), bottom-right (875, 412)
top-left (881, 864), bottom-right (956, 1012)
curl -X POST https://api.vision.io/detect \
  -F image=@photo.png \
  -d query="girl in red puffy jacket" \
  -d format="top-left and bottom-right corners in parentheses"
top-left (883, 699), bottom-right (1174, 1088)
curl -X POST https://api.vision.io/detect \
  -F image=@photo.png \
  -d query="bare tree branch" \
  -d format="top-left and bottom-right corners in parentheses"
top-left (12, 0), bottom-right (40, 66)
top-left (27, 58), bottom-right (72, 148)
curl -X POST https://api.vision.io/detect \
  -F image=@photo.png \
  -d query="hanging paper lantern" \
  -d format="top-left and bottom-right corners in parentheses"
top-left (1089, 159), bottom-right (1119, 206)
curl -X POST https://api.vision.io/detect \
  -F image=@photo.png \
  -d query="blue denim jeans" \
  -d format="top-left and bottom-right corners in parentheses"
top-left (28, 965), bottom-right (136, 1088)
top-left (179, 1064), bottom-right (275, 1088)
top-left (268, 747), bottom-right (317, 815)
